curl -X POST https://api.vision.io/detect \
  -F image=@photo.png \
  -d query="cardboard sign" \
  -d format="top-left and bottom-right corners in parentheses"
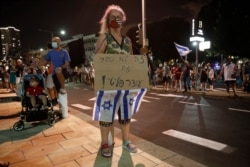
top-left (93, 54), bottom-right (149, 91)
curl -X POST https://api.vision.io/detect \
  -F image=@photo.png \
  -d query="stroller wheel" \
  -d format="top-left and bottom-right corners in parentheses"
top-left (48, 117), bottom-right (55, 126)
top-left (13, 121), bottom-right (25, 131)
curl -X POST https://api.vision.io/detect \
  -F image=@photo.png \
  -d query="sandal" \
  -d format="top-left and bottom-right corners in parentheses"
top-left (101, 144), bottom-right (112, 158)
top-left (0, 160), bottom-right (10, 167)
top-left (123, 140), bottom-right (137, 153)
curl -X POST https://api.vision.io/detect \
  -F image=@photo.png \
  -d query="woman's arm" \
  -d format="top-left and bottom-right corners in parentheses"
top-left (95, 34), bottom-right (107, 54)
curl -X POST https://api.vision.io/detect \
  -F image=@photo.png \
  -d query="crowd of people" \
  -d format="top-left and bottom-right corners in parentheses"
top-left (148, 57), bottom-right (250, 95)
top-left (0, 55), bottom-right (95, 94)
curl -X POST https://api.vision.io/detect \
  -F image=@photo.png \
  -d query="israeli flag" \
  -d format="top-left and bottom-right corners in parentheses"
top-left (120, 88), bottom-right (147, 120)
top-left (93, 90), bottom-right (122, 121)
top-left (92, 88), bottom-right (147, 122)
top-left (174, 42), bottom-right (192, 56)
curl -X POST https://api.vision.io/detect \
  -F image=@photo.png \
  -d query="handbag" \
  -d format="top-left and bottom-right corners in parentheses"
top-left (231, 73), bottom-right (236, 78)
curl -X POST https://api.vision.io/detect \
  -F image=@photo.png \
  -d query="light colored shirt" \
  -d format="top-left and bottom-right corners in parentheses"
top-left (222, 62), bottom-right (236, 81)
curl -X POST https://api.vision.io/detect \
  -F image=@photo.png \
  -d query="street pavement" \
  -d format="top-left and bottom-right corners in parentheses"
top-left (0, 82), bottom-right (249, 167)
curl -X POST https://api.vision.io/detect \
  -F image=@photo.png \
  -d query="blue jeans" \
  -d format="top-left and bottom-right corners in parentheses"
top-left (183, 75), bottom-right (191, 91)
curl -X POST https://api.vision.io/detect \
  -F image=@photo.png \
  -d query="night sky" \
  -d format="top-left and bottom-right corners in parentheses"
top-left (0, 0), bottom-right (210, 50)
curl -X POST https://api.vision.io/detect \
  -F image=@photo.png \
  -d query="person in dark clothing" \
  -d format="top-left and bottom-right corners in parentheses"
top-left (181, 59), bottom-right (191, 93)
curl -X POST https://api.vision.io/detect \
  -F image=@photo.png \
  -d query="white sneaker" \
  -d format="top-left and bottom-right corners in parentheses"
top-left (41, 105), bottom-right (48, 110)
top-left (59, 88), bottom-right (66, 94)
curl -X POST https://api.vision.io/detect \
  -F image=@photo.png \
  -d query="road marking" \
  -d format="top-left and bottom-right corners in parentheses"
top-left (89, 97), bottom-right (96, 101)
top-left (229, 108), bottom-right (250, 113)
top-left (71, 104), bottom-right (92, 110)
top-left (178, 101), bottom-right (209, 106)
top-left (215, 88), bottom-right (242, 93)
top-left (159, 94), bottom-right (186, 98)
top-left (163, 129), bottom-right (235, 153)
top-left (150, 93), bottom-right (186, 98)
top-left (144, 95), bottom-right (160, 100)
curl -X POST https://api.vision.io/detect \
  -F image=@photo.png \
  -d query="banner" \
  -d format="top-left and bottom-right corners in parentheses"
top-left (93, 54), bottom-right (149, 91)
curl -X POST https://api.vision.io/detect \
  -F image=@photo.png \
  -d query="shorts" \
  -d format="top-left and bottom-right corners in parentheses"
top-left (225, 80), bottom-right (236, 86)
top-left (163, 76), bottom-right (171, 83)
top-left (46, 73), bottom-right (55, 88)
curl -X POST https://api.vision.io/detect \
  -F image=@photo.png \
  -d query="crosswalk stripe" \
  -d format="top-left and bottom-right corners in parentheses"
top-left (229, 107), bottom-right (250, 113)
top-left (144, 95), bottom-right (160, 100)
top-left (71, 104), bottom-right (92, 110)
top-left (162, 129), bottom-right (235, 153)
top-left (150, 92), bottom-right (186, 98)
top-left (178, 101), bottom-right (209, 106)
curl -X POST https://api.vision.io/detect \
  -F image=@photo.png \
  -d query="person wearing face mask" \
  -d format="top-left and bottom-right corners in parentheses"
top-left (93, 4), bottom-right (142, 158)
top-left (44, 37), bottom-right (71, 94)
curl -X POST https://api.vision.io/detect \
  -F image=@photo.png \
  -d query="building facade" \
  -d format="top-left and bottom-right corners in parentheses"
top-left (82, 34), bottom-right (98, 65)
top-left (0, 26), bottom-right (21, 61)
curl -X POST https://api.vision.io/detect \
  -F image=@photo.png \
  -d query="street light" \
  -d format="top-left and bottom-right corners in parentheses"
top-left (190, 38), bottom-right (204, 68)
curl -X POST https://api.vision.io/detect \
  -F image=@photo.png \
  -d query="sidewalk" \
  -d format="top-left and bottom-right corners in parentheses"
top-left (0, 88), bottom-right (207, 167)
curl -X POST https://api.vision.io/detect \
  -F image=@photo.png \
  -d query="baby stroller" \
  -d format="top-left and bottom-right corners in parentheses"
top-left (13, 74), bottom-right (57, 131)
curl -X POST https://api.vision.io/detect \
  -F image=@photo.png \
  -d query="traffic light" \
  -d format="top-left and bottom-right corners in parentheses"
top-left (136, 29), bottom-right (142, 45)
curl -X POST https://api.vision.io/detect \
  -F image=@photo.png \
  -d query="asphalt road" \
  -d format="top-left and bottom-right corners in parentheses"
top-left (66, 82), bottom-right (250, 167)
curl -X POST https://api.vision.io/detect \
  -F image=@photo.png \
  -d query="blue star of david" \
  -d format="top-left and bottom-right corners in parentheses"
top-left (101, 100), bottom-right (113, 110)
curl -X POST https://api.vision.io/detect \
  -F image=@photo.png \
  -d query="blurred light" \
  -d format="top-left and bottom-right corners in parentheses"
top-left (60, 30), bottom-right (66, 35)
top-left (190, 36), bottom-right (204, 42)
top-left (192, 41), bottom-right (198, 46)
top-left (199, 41), bottom-right (211, 51)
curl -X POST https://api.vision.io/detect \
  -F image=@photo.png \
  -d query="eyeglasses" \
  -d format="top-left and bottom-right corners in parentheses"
top-left (109, 15), bottom-right (122, 20)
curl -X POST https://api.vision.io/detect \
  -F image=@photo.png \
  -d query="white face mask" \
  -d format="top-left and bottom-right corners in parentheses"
top-left (51, 42), bottom-right (58, 48)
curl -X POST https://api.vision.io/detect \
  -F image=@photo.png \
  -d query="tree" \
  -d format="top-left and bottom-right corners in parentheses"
top-left (127, 17), bottom-right (191, 63)
top-left (198, 0), bottom-right (250, 59)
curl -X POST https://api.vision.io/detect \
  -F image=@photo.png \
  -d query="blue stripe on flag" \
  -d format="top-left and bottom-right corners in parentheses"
top-left (123, 90), bottom-right (130, 119)
top-left (112, 90), bottom-right (121, 121)
top-left (133, 88), bottom-right (146, 114)
top-left (94, 90), bottom-right (104, 120)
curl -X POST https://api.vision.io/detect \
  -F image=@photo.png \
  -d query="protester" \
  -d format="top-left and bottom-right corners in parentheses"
top-left (89, 65), bottom-right (95, 89)
top-left (15, 59), bottom-right (24, 84)
top-left (8, 59), bottom-right (16, 93)
top-left (181, 58), bottom-right (191, 93)
top-left (173, 63), bottom-right (182, 92)
top-left (2, 68), bottom-right (9, 91)
top-left (93, 4), bottom-right (143, 158)
top-left (45, 37), bottom-right (71, 94)
top-left (218, 56), bottom-right (238, 97)
top-left (162, 64), bottom-right (172, 91)
top-left (45, 42), bottom-right (58, 105)
top-left (207, 63), bottom-right (215, 91)
top-left (242, 61), bottom-right (250, 92)
top-left (199, 63), bottom-right (208, 91)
